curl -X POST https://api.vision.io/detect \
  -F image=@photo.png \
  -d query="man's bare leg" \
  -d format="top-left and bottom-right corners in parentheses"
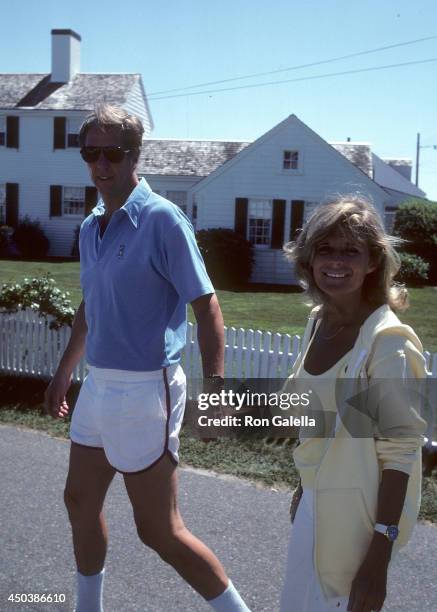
top-left (64, 443), bottom-right (116, 610)
top-left (123, 453), bottom-right (250, 609)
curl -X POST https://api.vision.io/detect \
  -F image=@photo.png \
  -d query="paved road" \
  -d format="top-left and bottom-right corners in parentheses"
top-left (1, 425), bottom-right (436, 612)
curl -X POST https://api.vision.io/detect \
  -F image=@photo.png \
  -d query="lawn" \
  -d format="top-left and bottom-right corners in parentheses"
top-left (1, 259), bottom-right (437, 351)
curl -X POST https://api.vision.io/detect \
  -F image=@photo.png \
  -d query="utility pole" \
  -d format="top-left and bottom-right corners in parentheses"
top-left (415, 133), bottom-right (437, 188)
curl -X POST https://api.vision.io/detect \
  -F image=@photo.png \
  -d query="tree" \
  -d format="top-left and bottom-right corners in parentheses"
top-left (392, 199), bottom-right (437, 284)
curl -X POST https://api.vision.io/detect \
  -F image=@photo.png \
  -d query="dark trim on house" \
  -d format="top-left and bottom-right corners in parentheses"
top-left (6, 116), bottom-right (19, 148)
top-left (51, 29), bottom-right (82, 42)
top-left (271, 199), bottom-right (286, 248)
top-left (5, 183), bottom-right (19, 227)
top-left (290, 200), bottom-right (305, 241)
top-left (50, 185), bottom-right (63, 217)
top-left (234, 197), bottom-right (248, 237)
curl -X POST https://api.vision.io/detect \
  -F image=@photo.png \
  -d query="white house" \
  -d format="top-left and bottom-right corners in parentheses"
top-left (0, 29), bottom-right (427, 284)
top-left (0, 29), bottom-right (152, 256)
top-left (140, 118), bottom-right (426, 284)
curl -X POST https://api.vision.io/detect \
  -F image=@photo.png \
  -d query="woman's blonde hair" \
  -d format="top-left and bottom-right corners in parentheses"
top-left (284, 195), bottom-right (408, 311)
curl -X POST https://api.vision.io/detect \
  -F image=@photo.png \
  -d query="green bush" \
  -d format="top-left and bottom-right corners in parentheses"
top-left (196, 228), bottom-right (253, 288)
top-left (393, 200), bottom-right (437, 284)
top-left (395, 252), bottom-right (429, 286)
top-left (12, 216), bottom-right (50, 258)
top-left (0, 275), bottom-right (74, 329)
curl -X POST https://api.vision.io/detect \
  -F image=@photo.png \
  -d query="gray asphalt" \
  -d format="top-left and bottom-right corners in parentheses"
top-left (0, 425), bottom-right (436, 612)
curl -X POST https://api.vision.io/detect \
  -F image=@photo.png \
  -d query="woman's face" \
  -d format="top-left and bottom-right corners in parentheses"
top-left (311, 228), bottom-right (377, 302)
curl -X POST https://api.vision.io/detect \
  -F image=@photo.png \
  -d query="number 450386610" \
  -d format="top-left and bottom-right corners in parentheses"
top-left (8, 593), bottom-right (66, 604)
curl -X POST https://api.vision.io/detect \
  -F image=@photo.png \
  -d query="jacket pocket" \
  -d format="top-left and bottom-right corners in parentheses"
top-left (315, 488), bottom-right (374, 597)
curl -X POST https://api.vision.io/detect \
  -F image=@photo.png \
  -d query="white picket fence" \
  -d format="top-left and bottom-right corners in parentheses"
top-left (1, 309), bottom-right (436, 441)
top-left (0, 309), bottom-right (303, 382)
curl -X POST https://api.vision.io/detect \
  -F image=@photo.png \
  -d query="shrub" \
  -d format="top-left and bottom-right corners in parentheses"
top-left (196, 228), bottom-right (254, 288)
top-left (393, 200), bottom-right (437, 284)
top-left (395, 252), bottom-right (429, 286)
top-left (0, 225), bottom-right (18, 257)
top-left (12, 216), bottom-right (50, 258)
top-left (0, 274), bottom-right (74, 329)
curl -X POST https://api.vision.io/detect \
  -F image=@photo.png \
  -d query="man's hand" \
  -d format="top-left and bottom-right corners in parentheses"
top-left (347, 539), bottom-right (391, 612)
top-left (44, 370), bottom-right (72, 419)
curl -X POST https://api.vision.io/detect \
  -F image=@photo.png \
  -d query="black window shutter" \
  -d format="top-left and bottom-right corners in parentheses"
top-left (234, 198), bottom-right (248, 237)
top-left (6, 116), bottom-right (19, 148)
top-left (271, 199), bottom-right (286, 249)
top-left (85, 187), bottom-right (98, 216)
top-left (53, 117), bottom-right (66, 149)
top-left (50, 185), bottom-right (63, 217)
top-left (290, 200), bottom-right (305, 241)
top-left (5, 183), bottom-right (19, 227)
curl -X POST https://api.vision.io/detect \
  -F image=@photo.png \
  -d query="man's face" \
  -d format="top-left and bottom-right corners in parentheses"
top-left (84, 126), bottom-right (137, 198)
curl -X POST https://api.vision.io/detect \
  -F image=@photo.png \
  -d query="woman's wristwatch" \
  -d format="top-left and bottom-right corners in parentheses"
top-left (374, 523), bottom-right (399, 542)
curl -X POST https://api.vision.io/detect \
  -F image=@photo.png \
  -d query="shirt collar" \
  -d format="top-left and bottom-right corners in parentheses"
top-left (91, 178), bottom-right (152, 229)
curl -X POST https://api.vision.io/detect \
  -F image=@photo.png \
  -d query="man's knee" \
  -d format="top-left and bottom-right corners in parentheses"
top-left (135, 520), bottom-right (186, 562)
top-left (64, 484), bottom-right (100, 525)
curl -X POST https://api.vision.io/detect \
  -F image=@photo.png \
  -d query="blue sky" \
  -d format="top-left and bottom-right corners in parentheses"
top-left (1, 0), bottom-right (436, 198)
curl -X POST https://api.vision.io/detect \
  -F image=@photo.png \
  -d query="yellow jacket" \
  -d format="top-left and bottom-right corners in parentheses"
top-left (291, 304), bottom-right (427, 599)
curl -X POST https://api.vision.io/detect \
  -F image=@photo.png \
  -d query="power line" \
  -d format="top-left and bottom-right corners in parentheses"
top-left (148, 57), bottom-right (437, 101)
top-left (148, 34), bottom-right (437, 97)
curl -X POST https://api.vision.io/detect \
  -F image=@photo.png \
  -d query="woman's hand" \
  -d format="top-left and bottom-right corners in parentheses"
top-left (347, 536), bottom-right (391, 612)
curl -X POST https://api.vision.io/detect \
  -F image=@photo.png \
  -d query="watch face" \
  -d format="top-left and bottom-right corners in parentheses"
top-left (387, 525), bottom-right (399, 541)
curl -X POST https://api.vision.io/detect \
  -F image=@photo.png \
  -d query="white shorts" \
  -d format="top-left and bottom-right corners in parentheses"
top-left (70, 363), bottom-right (186, 473)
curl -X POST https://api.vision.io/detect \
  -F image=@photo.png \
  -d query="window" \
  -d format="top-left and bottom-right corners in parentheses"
top-left (67, 118), bottom-right (82, 148)
top-left (0, 117), bottom-right (5, 146)
top-left (248, 199), bottom-right (272, 247)
top-left (167, 190), bottom-right (187, 213)
top-left (283, 150), bottom-right (299, 170)
top-left (384, 206), bottom-right (398, 233)
top-left (63, 186), bottom-right (85, 216)
top-left (0, 184), bottom-right (5, 223)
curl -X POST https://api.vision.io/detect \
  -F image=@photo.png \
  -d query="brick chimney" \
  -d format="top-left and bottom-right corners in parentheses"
top-left (51, 29), bottom-right (81, 83)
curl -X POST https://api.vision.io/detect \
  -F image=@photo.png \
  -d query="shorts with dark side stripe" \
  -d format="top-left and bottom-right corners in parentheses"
top-left (70, 364), bottom-right (186, 473)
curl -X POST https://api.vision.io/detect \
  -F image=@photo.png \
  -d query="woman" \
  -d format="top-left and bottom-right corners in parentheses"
top-left (279, 196), bottom-right (427, 612)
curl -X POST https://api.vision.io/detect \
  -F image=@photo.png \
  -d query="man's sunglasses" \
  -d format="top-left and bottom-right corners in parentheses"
top-left (80, 146), bottom-right (132, 163)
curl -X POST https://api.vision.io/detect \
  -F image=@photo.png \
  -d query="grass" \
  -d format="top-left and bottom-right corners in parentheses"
top-left (2, 260), bottom-right (437, 350)
top-left (0, 375), bottom-right (435, 523)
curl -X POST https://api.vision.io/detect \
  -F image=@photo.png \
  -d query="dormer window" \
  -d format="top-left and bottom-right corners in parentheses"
top-left (283, 150), bottom-right (299, 170)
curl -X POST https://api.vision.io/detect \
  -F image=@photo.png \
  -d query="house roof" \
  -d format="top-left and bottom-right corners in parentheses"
top-left (0, 73), bottom-right (141, 110)
top-left (138, 138), bottom-right (373, 178)
top-left (330, 142), bottom-right (372, 177)
top-left (139, 139), bottom-right (250, 176)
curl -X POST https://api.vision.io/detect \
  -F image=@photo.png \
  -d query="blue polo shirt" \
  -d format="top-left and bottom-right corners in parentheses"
top-left (79, 178), bottom-right (214, 371)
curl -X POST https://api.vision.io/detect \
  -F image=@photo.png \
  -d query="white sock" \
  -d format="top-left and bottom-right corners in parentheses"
top-left (207, 580), bottom-right (251, 611)
top-left (75, 568), bottom-right (104, 612)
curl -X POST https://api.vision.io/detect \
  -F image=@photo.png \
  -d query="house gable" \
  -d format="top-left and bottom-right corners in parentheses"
top-left (191, 114), bottom-right (389, 201)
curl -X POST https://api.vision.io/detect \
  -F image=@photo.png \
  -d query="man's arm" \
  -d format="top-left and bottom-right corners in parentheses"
top-left (190, 293), bottom-right (224, 377)
top-left (44, 300), bottom-right (87, 419)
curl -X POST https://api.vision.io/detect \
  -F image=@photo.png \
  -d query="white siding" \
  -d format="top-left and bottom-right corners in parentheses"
top-left (0, 112), bottom-right (92, 256)
top-left (124, 79), bottom-right (153, 136)
top-left (193, 116), bottom-right (389, 284)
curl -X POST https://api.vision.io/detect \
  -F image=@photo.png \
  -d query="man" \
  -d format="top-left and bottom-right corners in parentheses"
top-left (45, 105), bottom-right (250, 612)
